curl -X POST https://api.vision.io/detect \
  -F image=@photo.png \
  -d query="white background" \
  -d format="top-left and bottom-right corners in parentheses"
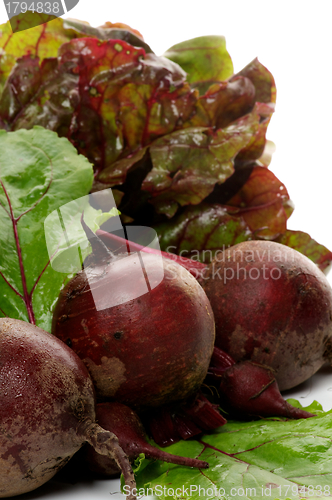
top-left (1, 0), bottom-right (331, 253)
top-left (1, 3), bottom-right (332, 497)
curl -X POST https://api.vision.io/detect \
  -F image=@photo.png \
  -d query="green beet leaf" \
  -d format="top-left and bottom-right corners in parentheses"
top-left (275, 230), bottom-right (332, 274)
top-left (135, 400), bottom-right (332, 500)
top-left (164, 36), bottom-right (234, 93)
top-left (0, 126), bottom-right (99, 332)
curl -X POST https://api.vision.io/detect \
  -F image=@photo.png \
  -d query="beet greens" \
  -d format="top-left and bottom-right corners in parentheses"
top-left (0, 15), bottom-right (331, 266)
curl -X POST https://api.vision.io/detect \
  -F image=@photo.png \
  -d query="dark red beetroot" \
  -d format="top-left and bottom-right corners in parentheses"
top-left (52, 223), bottom-right (215, 410)
top-left (85, 402), bottom-right (209, 476)
top-left (217, 359), bottom-right (314, 419)
top-left (97, 231), bottom-right (332, 391)
top-left (0, 318), bottom-right (135, 499)
top-left (202, 240), bottom-right (332, 390)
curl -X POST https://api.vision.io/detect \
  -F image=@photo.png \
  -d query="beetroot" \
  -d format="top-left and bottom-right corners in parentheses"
top-left (217, 359), bottom-right (314, 419)
top-left (97, 231), bottom-right (332, 391)
top-left (52, 221), bottom-right (215, 409)
top-left (85, 402), bottom-right (209, 476)
top-left (0, 318), bottom-right (136, 499)
top-left (202, 240), bottom-right (332, 390)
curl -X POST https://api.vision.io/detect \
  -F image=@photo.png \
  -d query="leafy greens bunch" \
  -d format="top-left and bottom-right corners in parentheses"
top-left (2, 15), bottom-right (332, 500)
top-left (0, 13), bottom-right (331, 271)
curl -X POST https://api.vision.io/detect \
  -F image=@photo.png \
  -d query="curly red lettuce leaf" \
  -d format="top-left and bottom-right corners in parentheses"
top-left (225, 165), bottom-right (292, 239)
top-left (57, 38), bottom-right (197, 179)
top-left (0, 20), bottom-right (331, 272)
top-left (0, 15), bottom-right (76, 97)
top-left (189, 76), bottom-right (256, 128)
top-left (0, 54), bottom-right (78, 133)
top-left (62, 18), bottom-right (153, 53)
top-left (154, 203), bottom-right (252, 262)
top-left (275, 230), bottom-right (332, 274)
top-left (141, 112), bottom-right (259, 218)
top-left (237, 57), bottom-right (277, 104)
top-left (153, 165), bottom-right (292, 258)
top-left (163, 35), bottom-right (233, 93)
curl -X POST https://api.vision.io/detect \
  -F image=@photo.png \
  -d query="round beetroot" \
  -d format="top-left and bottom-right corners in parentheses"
top-left (0, 318), bottom-right (135, 498)
top-left (202, 240), bottom-right (332, 390)
top-left (52, 229), bottom-right (215, 409)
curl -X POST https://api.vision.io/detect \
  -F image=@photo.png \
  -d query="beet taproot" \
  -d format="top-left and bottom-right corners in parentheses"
top-left (207, 347), bottom-right (314, 420)
top-left (0, 318), bottom-right (136, 499)
top-left (96, 231), bottom-right (332, 390)
top-left (202, 240), bottom-right (332, 390)
top-left (85, 402), bottom-right (209, 476)
top-left (52, 222), bottom-right (215, 410)
top-left (217, 359), bottom-right (315, 419)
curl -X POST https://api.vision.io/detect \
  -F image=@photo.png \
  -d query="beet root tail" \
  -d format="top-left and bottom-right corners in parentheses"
top-left (82, 421), bottom-right (137, 500)
top-left (283, 401), bottom-right (315, 419)
top-left (218, 361), bottom-right (315, 420)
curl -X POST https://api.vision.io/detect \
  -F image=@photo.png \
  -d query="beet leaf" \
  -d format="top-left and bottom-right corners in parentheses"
top-left (135, 400), bottom-right (332, 500)
top-left (0, 17), bottom-right (331, 272)
top-left (0, 15), bottom-right (75, 97)
top-left (275, 230), bottom-right (332, 275)
top-left (141, 112), bottom-right (259, 218)
top-left (163, 36), bottom-right (233, 93)
top-left (0, 127), bottom-right (93, 331)
top-left (154, 204), bottom-right (252, 262)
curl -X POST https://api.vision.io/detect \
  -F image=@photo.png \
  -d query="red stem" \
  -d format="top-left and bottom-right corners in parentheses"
top-left (0, 180), bottom-right (35, 324)
top-left (141, 442), bottom-right (209, 469)
top-left (96, 229), bottom-right (207, 277)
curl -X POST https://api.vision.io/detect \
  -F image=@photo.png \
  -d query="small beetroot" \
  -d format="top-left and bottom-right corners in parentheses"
top-left (218, 359), bottom-right (315, 419)
top-left (85, 402), bottom-right (209, 476)
top-left (202, 240), bottom-right (332, 390)
top-left (0, 318), bottom-right (136, 499)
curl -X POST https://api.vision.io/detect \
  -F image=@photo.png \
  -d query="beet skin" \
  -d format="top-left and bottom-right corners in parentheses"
top-left (0, 318), bottom-right (136, 499)
top-left (218, 360), bottom-right (314, 419)
top-left (52, 253), bottom-right (215, 409)
top-left (202, 240), bottom-right (332, 390)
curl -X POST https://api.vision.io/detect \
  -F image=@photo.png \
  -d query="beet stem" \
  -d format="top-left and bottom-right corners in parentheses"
top-left (141, 443), bottom-right (209, 469)
top-left (0, 179), bottom-right (35, 324)
top-left (83, 421), bottom-right (137, 500)
top-left (81, 213), bottom-right (115, 263)
top-left (96, 228), bottom-right (207, 277)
